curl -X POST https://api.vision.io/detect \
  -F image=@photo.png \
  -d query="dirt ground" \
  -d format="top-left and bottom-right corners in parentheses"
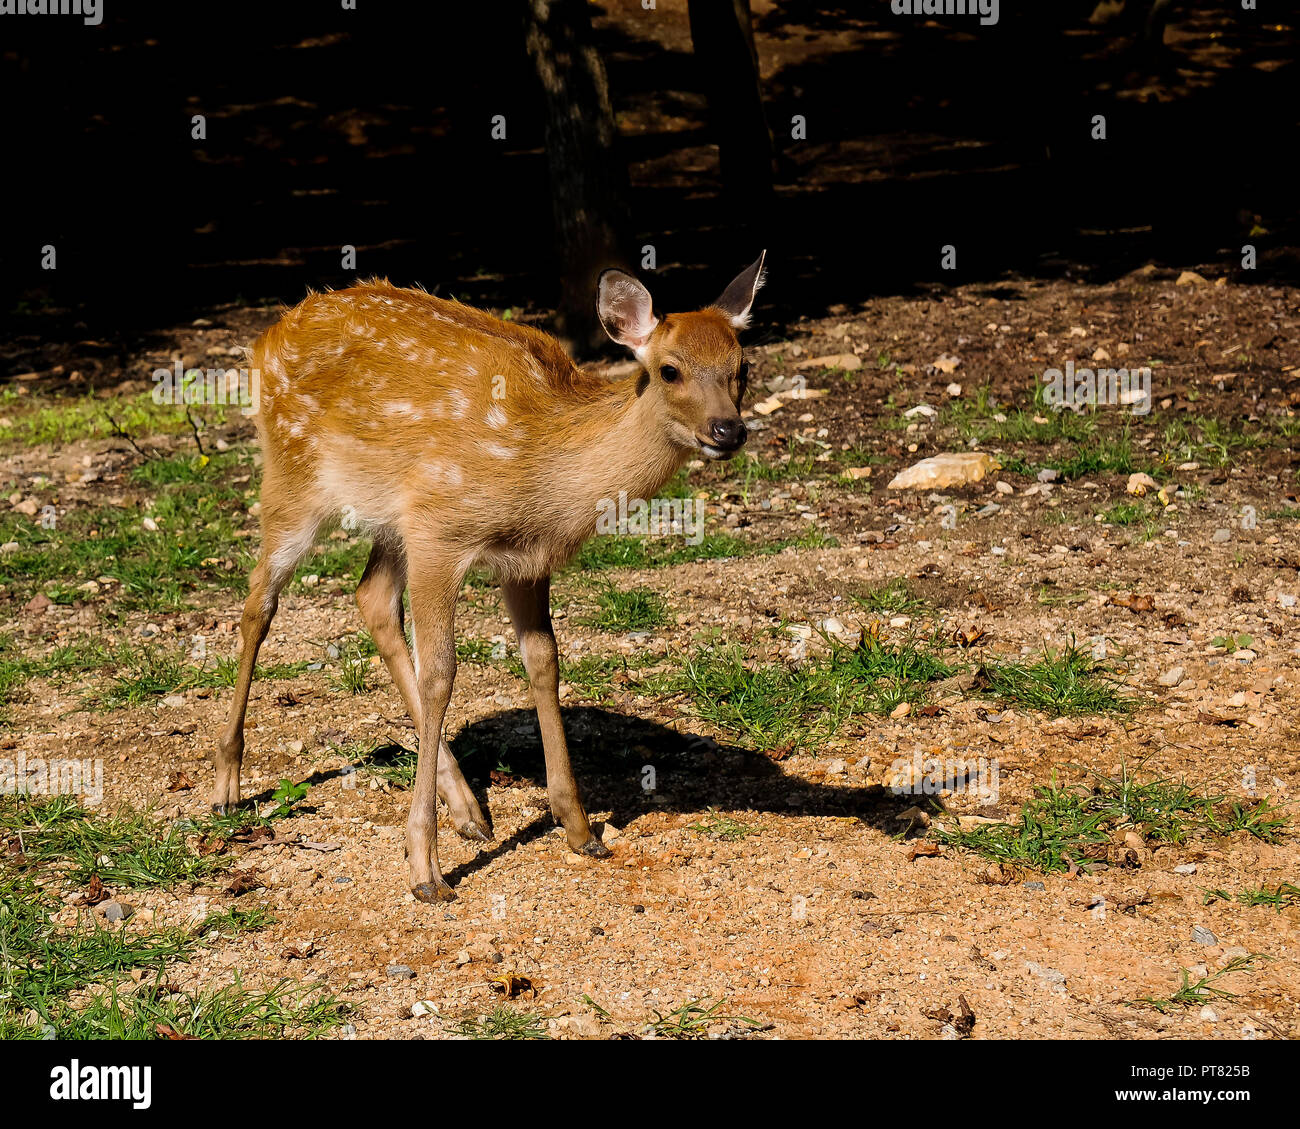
top-left (2, 262), bottom-right (1298, 1040)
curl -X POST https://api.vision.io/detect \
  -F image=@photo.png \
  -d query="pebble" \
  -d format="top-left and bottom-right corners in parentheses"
top-left (411, 1001), bottom-right (437, 1018)
top-left (1157, 666), bottom-right (1185, 688)
top-left (1023, 881), bottom-right (1046, 891)
top-left (1025, 962), bottom-right (1066, 995)
top-left (1211, 528), bottom-right (1231, 542)
top-left (386, 963), bottom-right (416, 979)
top-left (1173, 863), bottom-right (1197, 875)
top-left (1199, 1006), bottom-right (1218, 1023)
top-left (1192, 926), bottom-right (1217, 945)
top-left (97, 900), bottom-right (134, 923)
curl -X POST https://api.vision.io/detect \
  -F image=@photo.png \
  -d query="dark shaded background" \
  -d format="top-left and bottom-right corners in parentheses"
top-left (1, 0), bottom-right (1296, 359)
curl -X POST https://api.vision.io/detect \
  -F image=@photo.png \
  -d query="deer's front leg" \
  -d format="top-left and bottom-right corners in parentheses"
top-left (404, 557), bottom-right (463, 902)
top-left (504, 576), bottom-right (610, 858)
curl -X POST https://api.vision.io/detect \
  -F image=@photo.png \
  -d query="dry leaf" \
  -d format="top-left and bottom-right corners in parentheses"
top-left (488, 974), bottom-right (535, 999)
top-left (167, 770), bottom-right (194, 792)
top-left (224, 871), bottom-right (263, 896)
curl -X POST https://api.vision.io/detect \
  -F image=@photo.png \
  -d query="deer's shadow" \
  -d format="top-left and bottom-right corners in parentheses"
top-left (435, 706), bottom-right (916, 885)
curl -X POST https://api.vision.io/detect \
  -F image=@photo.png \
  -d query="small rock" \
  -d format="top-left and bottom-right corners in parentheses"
top-left (1025, 962), bottom-right (1066, 995)
top-left (1126, 472), bottom-right (1159, 497)
top-left (1173, 863), bottom-right (1197, 876)
top-left (1175, 270), bottom-right (1207, 286)
top-left (162, 694), bottom-right (185, 708)
top-left (945, 382), bottom-right (962, 398)
top-left (142, 516), bottom-right (159, 532)
top-left (301, 573), bottom-right (320, 588)
top-left (1036, 468), bottom-right (1060, 483)
top-left (994, 480), bottom-right (1013, 495)
top-left (1157, 666), bottom-right (1185, 688)
top-left (1023, 881), bottom-right (1046, 891)
top-left (1199, 1006), bottom-right (1218, 1022)
top-left (1212, 528), bottom-right (1231, 543)
top-left (890, 701), bottom-right (912, 720)
top-left (1192, 926), bottom-right (1217, 946)
top-left (1, 541), bottom-right (19, 554)
top-left (97, 900), bottom-right (134, 923)
top-left (411, 1000), bottom-right (437, 1018)
top-left (824, 758), bottom-right (847, 776)
top-left (386, 963), bottom-right (416, 980)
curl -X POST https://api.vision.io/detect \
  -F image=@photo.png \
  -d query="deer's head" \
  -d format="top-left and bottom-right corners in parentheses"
top-left (597, 252), bottom-right (765, 459)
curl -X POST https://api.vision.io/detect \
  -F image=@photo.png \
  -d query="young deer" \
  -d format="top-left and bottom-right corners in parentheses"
top-left (216, 253), bottom-right (765, 902)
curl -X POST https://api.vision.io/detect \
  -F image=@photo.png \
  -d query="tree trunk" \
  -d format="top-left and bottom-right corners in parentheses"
top-left (687, 0), bottom-right (774, 223)
top-left (523, 0), bottom-right (628, 355)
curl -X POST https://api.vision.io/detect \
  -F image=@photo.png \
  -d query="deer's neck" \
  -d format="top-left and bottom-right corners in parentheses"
top-left (533, 375), bottom-right (688, 545)
top-left (571, 377), bottom-right (687, 507)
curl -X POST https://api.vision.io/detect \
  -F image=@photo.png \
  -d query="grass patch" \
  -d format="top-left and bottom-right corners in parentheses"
top-left (586, 585), bottom-right (667, 632)
top-left (559, 652), bottom-right (657, 703)
top-left (0, 450), bottom-right (257, 612)
top-left (669, 633), bottom-right (957, 753)
top-left (1135, 954), bottom-right (1266, 1014)
top-left (447, 1005), bottom-right (550, 1040)
top-left (646, 997), bottom-right (762, 1039)
top-left (0, 796), bottom-right (343, 1039)
top-left (980, 642), bottom-right (1134, 717)
top-left (670, 645), bottom-right (855, 753)
top-left (1203, 883), bottom-right (1300, 911)
top-left (687, 809), bottom-right (755, 842)
top-left (851, 578), bottom-right (928, 615)
top-left (1, 795), bottom-right (229, 887)
top-left (932, 768), bottom-right (1290, 874)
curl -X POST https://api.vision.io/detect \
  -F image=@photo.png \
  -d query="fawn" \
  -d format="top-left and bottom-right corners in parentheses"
top-left (215, 253), bottom-right (765, 902)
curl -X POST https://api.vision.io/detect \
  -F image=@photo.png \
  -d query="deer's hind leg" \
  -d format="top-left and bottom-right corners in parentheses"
top-left (503, 576), bottom-right (609, 858)
top-left (355, 533), bottom-right (490, 842)
top-left (213, 511), bottom-right (318, 812)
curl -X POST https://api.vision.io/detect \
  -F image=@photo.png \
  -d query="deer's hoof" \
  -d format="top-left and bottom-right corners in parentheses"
top-left (211, 803), bottom-right (229, 816)
top-left (412, 881), bottom-right (457, 904)
top-left (456, 819), bottom-right (492, 844)
top-left (575, 837), bottom-right (612, 859)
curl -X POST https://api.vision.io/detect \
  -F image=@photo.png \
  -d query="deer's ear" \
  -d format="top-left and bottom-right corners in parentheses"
top-left (597, 269), bottom-right (659, 356)
top-left (712, 251), bottom-right (767, 330)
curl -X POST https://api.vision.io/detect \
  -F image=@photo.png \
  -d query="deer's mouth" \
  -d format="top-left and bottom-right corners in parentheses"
top-left (696, 437), bottom-right (745, 460)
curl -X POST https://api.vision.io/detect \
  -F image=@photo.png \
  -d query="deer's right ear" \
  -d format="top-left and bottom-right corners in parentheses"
top-left (597, 270), bottom-right (659, 358)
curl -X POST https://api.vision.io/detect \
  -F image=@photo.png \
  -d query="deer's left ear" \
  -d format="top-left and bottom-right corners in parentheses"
top-left (712, 251), bottom-right (767, 330)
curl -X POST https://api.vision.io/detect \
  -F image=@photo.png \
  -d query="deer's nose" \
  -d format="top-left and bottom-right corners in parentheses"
top-left (707, 417), bottom-right (747, 450)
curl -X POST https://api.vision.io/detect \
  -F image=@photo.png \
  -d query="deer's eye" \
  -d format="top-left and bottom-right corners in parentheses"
top-left (660, 364), bottom-right (680, 382)
top-left (738, 360), bottom-right (750, 388)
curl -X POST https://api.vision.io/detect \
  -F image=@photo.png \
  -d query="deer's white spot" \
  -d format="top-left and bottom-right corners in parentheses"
top-left (482, 442), bottom-right (516, 461)
top-left (424, 461), bottom-right (463, 488)
top-left (446, 391), bottom-right (469, 420)
top-left (485, 403), bottom-right (508, 429)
